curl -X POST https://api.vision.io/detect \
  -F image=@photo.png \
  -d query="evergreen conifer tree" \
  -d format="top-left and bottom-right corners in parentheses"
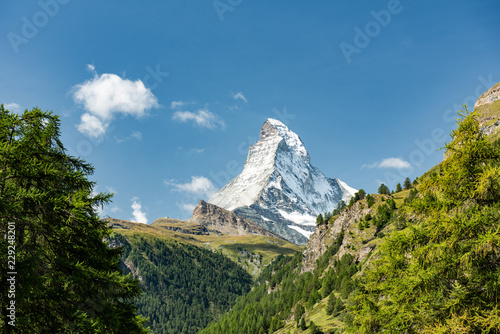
top-left (403, 177), bottom-right (411, 190)
top-left (0, 106), bottom-right (147, 333)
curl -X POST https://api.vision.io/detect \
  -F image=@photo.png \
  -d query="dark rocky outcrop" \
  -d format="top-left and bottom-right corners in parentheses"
top-left (189, 200), bottom-right (284, 239)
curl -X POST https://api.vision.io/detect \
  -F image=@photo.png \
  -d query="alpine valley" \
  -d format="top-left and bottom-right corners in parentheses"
top-left (107, 82), bottom-right (500, 334)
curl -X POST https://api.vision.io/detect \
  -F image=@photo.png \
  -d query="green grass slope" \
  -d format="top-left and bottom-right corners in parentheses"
top-left (108, 218), bottom-right (302, 278)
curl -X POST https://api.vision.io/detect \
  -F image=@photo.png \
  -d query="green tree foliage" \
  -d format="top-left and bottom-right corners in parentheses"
top-left (412, 178), bottom-right (418, 187)
top-left (316, 213), bottom-right (324, 225)
top-left (377, 183), bottom-right (390, 195)
top-left (403, 177), bottom-right (412, 190)
top-left (310, 320), bottom-right (323, 334)
top-left (299, 317), bottom-right (307, 330)
top-left (295, 304), bottom-right (305, 325)
top-left (326, 292), bottom-right (337, 315)
top-left (404, 188), bottom-right (418, 205)
top-left (113, 235), bottom-right (252, 334)
top-left (324, 211), bottom-right (333, 222)
top-left (366, 194), bottom-right (375, 208)
top-left (349, 189), bottom-right (367, 209)
top-left (333, 200), bottom-right (348, 215)
top-left (395, 183), bottom-right (402, 192)
top-left (350, 108), bottom-right (500, 333)
top-left (372, 199), bottom-right (396, 230)
top-left (0, 106), bottom-right (147, 333)
top-left (358, 189), bottom-right (366, 200)
top-left (200, 231), bottom-right (359, 334)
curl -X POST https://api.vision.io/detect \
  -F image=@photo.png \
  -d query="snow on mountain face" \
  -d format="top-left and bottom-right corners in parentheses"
top-left (208, 118), bottom-right (357, 244)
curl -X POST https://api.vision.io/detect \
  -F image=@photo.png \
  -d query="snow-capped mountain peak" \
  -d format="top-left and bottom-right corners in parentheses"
top-left (261, 119), bottom-right (309, 162)
top-left (208, 119), bottom-right (356, 244)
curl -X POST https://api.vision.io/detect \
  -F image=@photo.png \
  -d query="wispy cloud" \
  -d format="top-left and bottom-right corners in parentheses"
top-left (110, 206), bottom-right (121, 213)
top-left (115, 130), bottom-right (143, 143)
top-left (172, 108), bottom-right (225, 129)
top-left (3, 102), bottom-right (22, 113)
top-left (131, 197), bottom-right (148, 224)
top-left (72, 65), bottom-right (159, 138)
top-left (170, 100), bottom-right (194, 109)
top-left (166, 176), bottom-right (217, 198)
top-left (131, 131), bottom-right (143, 140)
top-left (231, 91), bottom-right (247, 103)
top-left (187, 148), bottom-right (204, 155)
top-left (362, 157), bottom-right (411, 170)
top-left (181, 203), bottom-right (196, 212)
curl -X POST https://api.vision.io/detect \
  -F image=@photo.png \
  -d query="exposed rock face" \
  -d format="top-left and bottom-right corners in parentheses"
top-left (123, 259), bottom-right (144, 283)
top-left (474, 82), bottom-right (500, 137)
top-left (209, 118), bottom-right (356, 245)
top-left (475, 82), bottom-right (500, 110)
top-left (301, 200), bottom-right (378, 273)
top-left (189, 200), bottom-right (283, 239)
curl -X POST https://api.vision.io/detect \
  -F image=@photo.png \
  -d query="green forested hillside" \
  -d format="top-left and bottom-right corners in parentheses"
top-left (110, 233), bottom-right (253, 334)
top-left (108, 218), bottom-right (302, 278)
top-left (200, 229), bottom-right (360, 334)
top-left (106, 217), bottom-right (301, 333)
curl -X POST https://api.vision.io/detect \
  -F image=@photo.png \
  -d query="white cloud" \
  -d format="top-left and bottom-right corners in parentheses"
top-left (131, 197), bottom-right (148, 224)
top-left (77, 113), bottom-right (107, 138)
top-left (231, 91), bottom-right (247, 103)
top-left (73, 65), bottom-right (159, 138)
top-left (378, 158), bottom-right (411, 169)
top-left (166, 176), bottom-right (217, 198)
top-left (87, 63), bottom-right (96, 74)
top-left (3, 103), bottom-right (22, 113)
top-left (362, 157), bottom-right (411, 170)
top-left (170, 100), bottom-right (193, 109)
top-left (172, 108), bottom-right (225, 129)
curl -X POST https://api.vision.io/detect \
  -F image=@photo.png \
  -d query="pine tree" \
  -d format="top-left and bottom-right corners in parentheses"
top-left (377, 183), bottom-right (390, 195)
top-left (366, 194), bottom-right (375, 208)
top-left (316, 213), bottom-right (324, 225)
top-left (403, 177), bottom-right (411, 190)
top-left (0, 106), bottom-right (147, 333)
top-left (357, 189), bottom-right (366, 200)
top-left (299, 317), bottom-right (307, 330)
top-left (326, 293), bottom-right (337, 315)
top-left (395, 183), bottom-right (402, 192)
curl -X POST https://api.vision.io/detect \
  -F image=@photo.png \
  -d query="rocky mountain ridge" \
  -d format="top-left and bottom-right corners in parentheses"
top-left (301, 196), bottom-right (387, 273)
top-left (475, 81), bottom-right (500, 110)
top-left (188, 200), bottom-right (283, 239)
top-left (475, 81), bottom-right (500, 137)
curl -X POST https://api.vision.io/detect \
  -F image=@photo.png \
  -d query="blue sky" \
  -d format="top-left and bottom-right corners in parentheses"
top-left (2, 0), bottom-right (499, 222)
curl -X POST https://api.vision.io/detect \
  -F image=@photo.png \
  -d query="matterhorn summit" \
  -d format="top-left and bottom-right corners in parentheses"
top-left (208, 118), bottom-right (356, 244)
